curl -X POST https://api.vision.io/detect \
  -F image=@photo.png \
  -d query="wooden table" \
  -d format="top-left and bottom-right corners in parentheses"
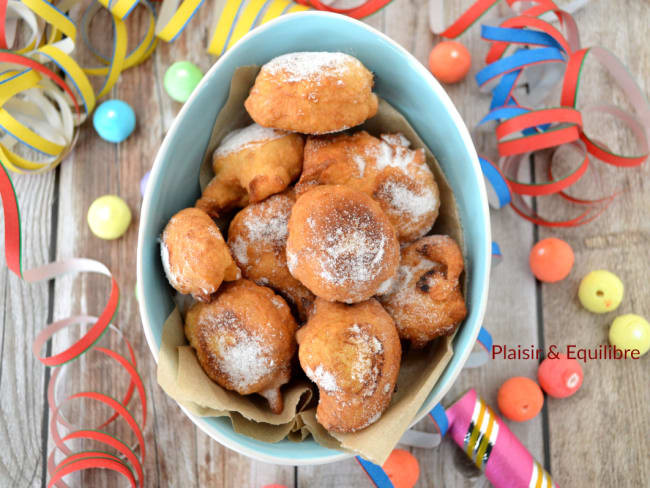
top-left (1, 1), bottom-right (648, 486)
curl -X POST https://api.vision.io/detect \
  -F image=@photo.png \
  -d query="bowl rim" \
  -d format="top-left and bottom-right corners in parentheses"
top-left (137, 10), bottom-right (491, 466)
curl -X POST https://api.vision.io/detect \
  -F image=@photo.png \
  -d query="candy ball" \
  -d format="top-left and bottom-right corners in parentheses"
top-left (93, 100), bottom-right (136, 143)
top-left (87, 195), bottom-right (132, 240)
top-left (140, 170), bottom-right (151, 197)
top-left (428, 41), bottom-right (471, 84)
top-left (497, 377), bottom-right (544, 422)
top-left (578, 270), bottom-right (623, 313)
top-left (537, 354), bottom-right (583, 398)
top-left (164, 61), bottom-right (203, 103)
top-left (382, 449), bottom-right (419, 488)
top-left (529, 237), bottom-right (574, 282)
top-left (609, 314), bottom-right (650, 357)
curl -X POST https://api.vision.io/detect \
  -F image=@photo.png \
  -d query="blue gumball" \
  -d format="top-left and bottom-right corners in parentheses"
top-left (93, 100), bottom-right (136, 143)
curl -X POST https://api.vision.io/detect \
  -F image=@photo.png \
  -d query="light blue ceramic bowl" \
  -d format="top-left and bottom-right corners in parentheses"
top-left (137, 12), bottom-right (490, 465)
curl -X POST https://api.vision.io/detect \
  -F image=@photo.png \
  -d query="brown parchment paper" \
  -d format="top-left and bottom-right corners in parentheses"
top-left (157, 66), bottom-right (464, 465)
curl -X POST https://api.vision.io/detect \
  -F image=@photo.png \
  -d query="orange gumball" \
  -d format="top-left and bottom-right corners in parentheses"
top-left (538, 354), bottom-right (583, 398)
top-left (529, 237), bottom-right (574, 283)
top-left (382, 449), bottom-right (420, 488)
top-left (429, 41), bottom-right (471, 84)
top-left (497, 377), bottom-right (544, 422)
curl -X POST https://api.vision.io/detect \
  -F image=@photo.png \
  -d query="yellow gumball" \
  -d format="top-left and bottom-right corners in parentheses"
top-left (609, 314), bottom-right (650, 357)
top-left (578, 270), bottom-right (623, 313)
top-left (87, 195), bottom-right (132, 240)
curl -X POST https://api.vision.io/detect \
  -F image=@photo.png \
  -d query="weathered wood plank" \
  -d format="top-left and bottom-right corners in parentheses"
top-left (535, 2), bottom-right (650, 487)
top-left (0, 171), bottom-right (55, 488)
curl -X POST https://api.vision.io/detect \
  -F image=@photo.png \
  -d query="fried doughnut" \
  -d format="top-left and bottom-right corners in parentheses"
top-left (244, 52), bottom-right (379, 135)
top-left (296, 298), bottom-right (401, 432)
top-left (185, 279), bottom-right (298, 414)
top-left (286, 185), bottom-right (400, 304)
top-left (161, 207), bottom-right (240, 302)
top-left (196, 123), bottom-right (304, 217)
top-left (379, 235), bottom-right (467, 348)
top-left (227, 191), bottom-right (314, 322)
top-left (296, 131), bottom-right (439, 242)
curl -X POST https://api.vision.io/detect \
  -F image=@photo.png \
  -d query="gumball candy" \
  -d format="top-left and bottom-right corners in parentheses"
top-left (529, 237), bottom-right (574, 282)
top-left (140, 170), bottom-right (151, 197)
top-left (578, 270), bottom-right (623, 313)
top-left (87, 195), bottom-right (132, 240)
top-left (609, 314), bottom-right (650, 357)
top-left (93, 100), bottom-right (136, 143)
top-left (164, 61), bottom-right (203, 102)
top-left (428, 41), bottom-right (471, 84)
top-left (537, 354), bottom-right (583, 398)
top-left (382, 449), bottom-right (419, 488)
top-left (497, 377), bottom-right (544, 422)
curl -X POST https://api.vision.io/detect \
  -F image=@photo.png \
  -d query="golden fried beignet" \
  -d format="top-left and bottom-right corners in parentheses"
top-left (379, 235), bottom-right (467, 348)
top-left (227, 191), bottom-right (314, 322)
top-left (286, 185), bottom-right (400, 304)
top-left (244, 52), bottom-right (378, 135)
top-left (185, 280), bottom-right (298, 414)
top-left (161, 208), bottom-right (240, 302)
top-left (196, 123), bottom-right (303, 217)
top-left (296, 298), bottom-right (401, 432)
top-left (296, 131), bottom-right (440, 243)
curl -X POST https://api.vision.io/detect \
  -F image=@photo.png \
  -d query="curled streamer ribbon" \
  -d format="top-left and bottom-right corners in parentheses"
top-left (0, 131), bottom-right (146, 485)
top-left (430, 0), bottom-right (649, 227)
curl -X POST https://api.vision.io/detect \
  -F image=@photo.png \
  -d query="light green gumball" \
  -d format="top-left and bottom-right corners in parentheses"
top-left (578, 270), bottom-right (624, 313)
top-left (164, 61), bottom-right (203, 103)
top-left (609, 314), bottom-right (650, 357)
top-left (87, 195), bottom-right (132, 240)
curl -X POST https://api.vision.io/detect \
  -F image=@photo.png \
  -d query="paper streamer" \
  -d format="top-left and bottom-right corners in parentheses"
top-left (1, 147), bottom-right (147, 485)
top-left (430, 0), bottom-right (649, 226)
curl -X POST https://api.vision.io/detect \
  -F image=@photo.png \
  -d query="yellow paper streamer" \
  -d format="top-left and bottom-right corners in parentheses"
top-left (0, 0), bottom-right (311, 175)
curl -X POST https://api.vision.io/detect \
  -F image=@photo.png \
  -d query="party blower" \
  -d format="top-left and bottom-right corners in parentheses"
top-left (358, 388), bottom-right (556, 488)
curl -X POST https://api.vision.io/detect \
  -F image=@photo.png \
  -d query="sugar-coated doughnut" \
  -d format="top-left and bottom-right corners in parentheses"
top-left (196, 123), bottom-right (303, 217)
top-left (185, 279), bottom-right (298, 414)
top-left (296, 298), bottom-right (401, 432)
top-left (161, 207), bottom-right (240, 302)
top-left (286, 185), bottom-right (400, 303)
top-left (379, 235), bottom-right (467, 348)
top-left (227, 191), bottom-right (314, 322)
top-left (296, 131), bottom-right (439, 243)
top-left (244, 52), bottom-right (378, 135)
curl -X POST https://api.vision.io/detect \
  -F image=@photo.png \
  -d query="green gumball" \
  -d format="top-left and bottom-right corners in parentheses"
top-left (164, 61), bottom-right (203, 103)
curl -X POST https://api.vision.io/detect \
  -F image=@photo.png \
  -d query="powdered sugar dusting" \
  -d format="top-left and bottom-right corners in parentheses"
top-left (215, 123), bottom-right (284, 157)
top-left (229, 237), bottom-right (248, 265)
top-left (376, 275), bottom-right (395, 295)
top-left (228, 195), bottom-right (293, 267)
top-left (347, 324), bottom-right (383, 396)
top-left (381, 133), bottom-right (411, 147)
top-left (305, 365), bottom-right (340, 393)
top-left (160, 241), bottom-right (173, 283)
top-left (353, 154), bottom-right (367, 177)
top-left (263, 52), bottom-right (356, 84)
top-left (383, 258), bottom-right (444, 322)
top-left (205, 310), bottom-right (273, 390)
top-left (271, 296), bottom-right (284, 310)
top-left (378, 180), bottom-right (438, 218)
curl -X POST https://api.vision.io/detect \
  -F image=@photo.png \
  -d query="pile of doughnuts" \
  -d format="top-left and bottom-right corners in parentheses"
top-left (160, 52), bottom-right (467, 432)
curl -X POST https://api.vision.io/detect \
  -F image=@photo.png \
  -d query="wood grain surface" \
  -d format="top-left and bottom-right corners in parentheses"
top-left (0, 0), bottom-right (648, 487)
